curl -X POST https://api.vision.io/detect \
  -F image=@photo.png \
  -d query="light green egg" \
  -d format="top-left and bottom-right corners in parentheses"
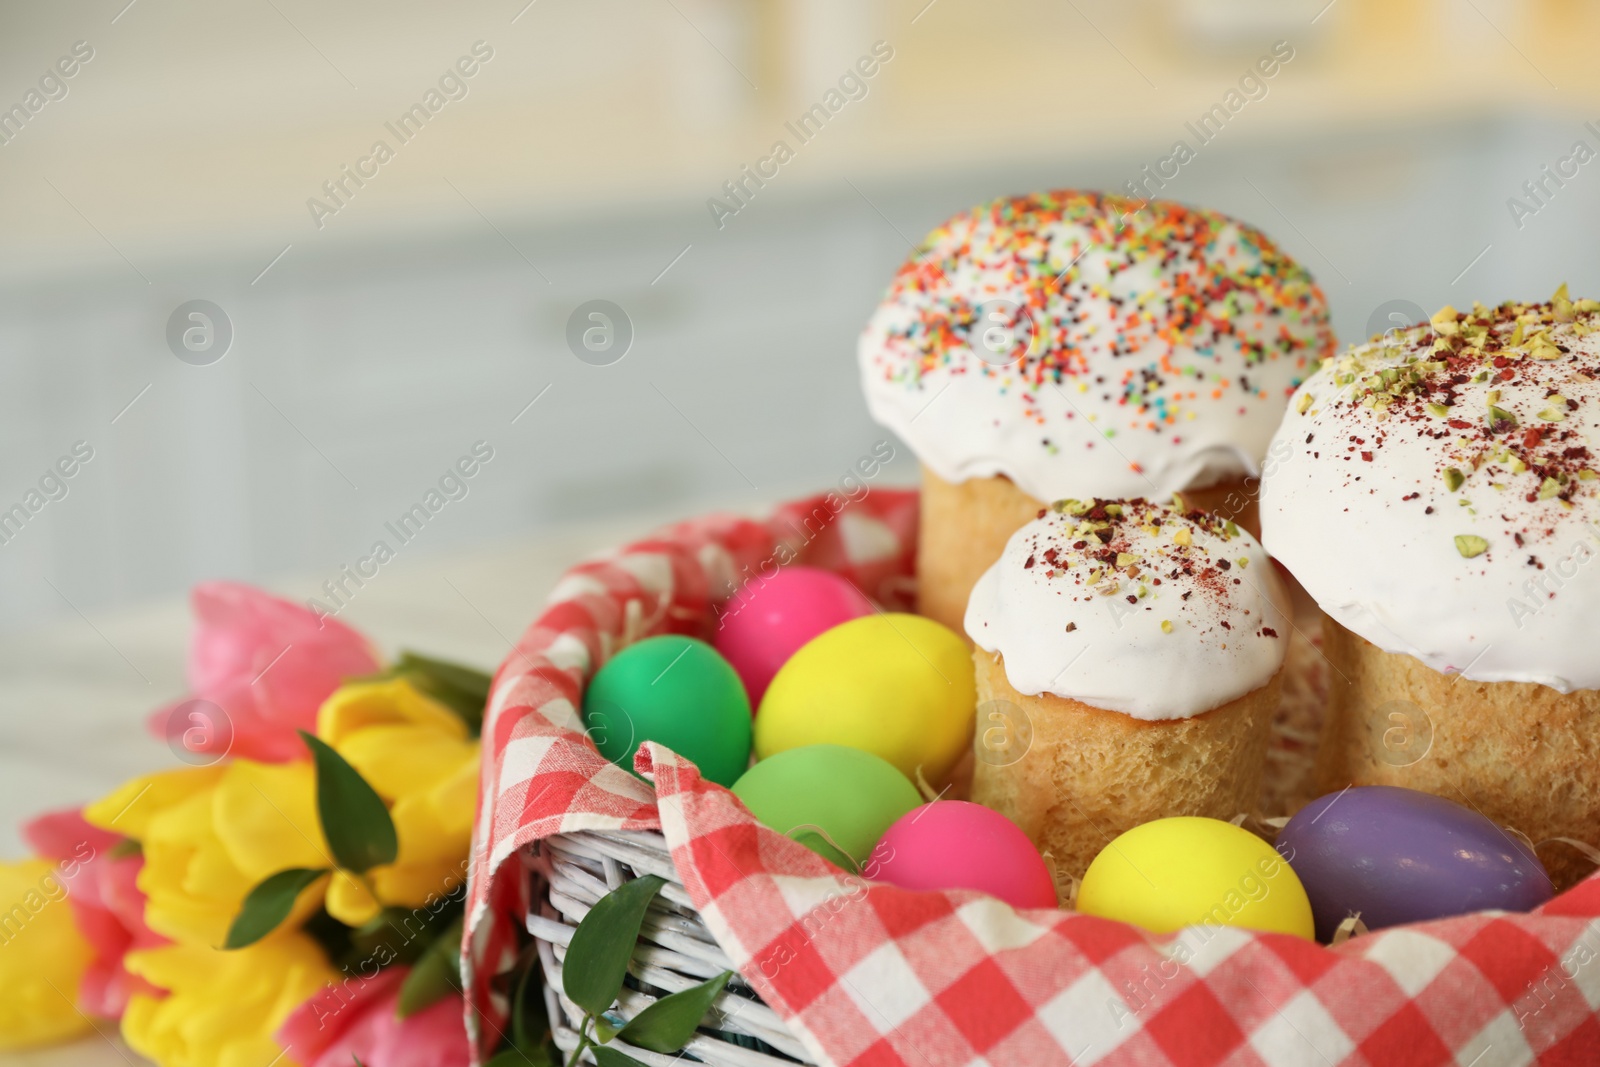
top-left (731, 744), bottom-right (921, 870)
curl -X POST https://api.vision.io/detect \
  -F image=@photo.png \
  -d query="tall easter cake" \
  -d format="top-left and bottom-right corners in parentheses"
top-left (1261, 289), bottom-right (1600, 886)
top-left (858, 190), bottom-right (1335, 633)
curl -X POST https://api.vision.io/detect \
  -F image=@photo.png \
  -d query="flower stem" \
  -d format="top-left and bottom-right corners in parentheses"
top-left (565, 1014), bottom-right (593, 1067)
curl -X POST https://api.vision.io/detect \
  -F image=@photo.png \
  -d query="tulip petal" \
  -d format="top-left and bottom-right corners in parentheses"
top-left (317, 678), bottom-right (465, 746)
top-left (429, 751), bottom-right (481, 841)
top-left (371, 859), bottom-right (469, 909)
top-left (325, 870), bottom-right (381, 928)
top-left (84, 765), bottom-right (227, 840)
top-left (336, 725), bottom-right (476, 801)
top-left (278, 967), bottom-right (471, 1067)
top-left (125, 935), bottom-right (337, 1067)
top-left (212, 762), bottom-right (327, 879)
top-left (21, 808), bottom-right (122, 863)
top-left (278, 964), bottom-right (407, 1060)
top-left (390, 792), bottom-right (473, 869)
top-left (0, 859), bottom-right (95, 1050)
top-left (179, 581), bottom-right (383, 764)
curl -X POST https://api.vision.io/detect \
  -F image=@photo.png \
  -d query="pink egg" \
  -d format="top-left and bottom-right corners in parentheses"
top-left (869, 801), bottom-right (1057, 910)
top-left (713, 566), bottom-right (874, 709)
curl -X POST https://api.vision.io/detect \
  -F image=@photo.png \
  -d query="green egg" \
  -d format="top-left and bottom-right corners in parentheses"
top-left (582, 635), bottom-right (751, 787)
top-left (731, 744), bottom-right (921, 870)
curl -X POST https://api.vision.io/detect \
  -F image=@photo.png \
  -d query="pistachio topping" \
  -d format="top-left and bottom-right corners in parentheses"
top-left (969, 492), bottom-right (1288, 719)
top-left (1292, 284), bottom-right (1597, 562)
top-left (1265, 286), bottom-right (1600, 691)
top-left (997, 497), bottom-right (1277, 650)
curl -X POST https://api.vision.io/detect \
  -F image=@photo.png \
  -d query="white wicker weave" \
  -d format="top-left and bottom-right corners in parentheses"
top-left (528, 829), bottom-right (819, 1066)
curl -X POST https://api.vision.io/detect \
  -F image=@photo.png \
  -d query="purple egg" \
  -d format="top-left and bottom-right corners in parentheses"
top-left (1277, 785), bottom-right (1554, 942)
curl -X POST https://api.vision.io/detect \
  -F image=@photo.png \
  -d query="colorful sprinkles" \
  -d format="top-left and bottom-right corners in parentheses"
top-left (868, 191), bottom-right (1336, 447)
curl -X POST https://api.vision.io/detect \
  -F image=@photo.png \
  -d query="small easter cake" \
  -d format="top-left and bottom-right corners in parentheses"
top-left (858, 190), bottom-right (1335, 633)
top-left (966, 496), bottom-right (1290, 886)
top-left (1261, 289), bottom-right (1600, 887)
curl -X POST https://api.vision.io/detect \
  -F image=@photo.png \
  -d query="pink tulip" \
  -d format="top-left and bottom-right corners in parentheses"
top-left (278, 966), bottom-right (470, 1067)
top-left (148, 581), bottom-right (381, 762)
top-left (22, 808), bottom-right (166, 1019)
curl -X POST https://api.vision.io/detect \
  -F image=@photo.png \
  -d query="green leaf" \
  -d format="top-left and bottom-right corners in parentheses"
top-left (399, 650), bottom-right (491, 700)
top-left (483, 1017), bottom-right (556, 1067)
top-left (614, 971), bottom-right (730, 1054)
top-left (298, 730), bottom-right (397, 874)
top-left (108, 838), bottom-right (142, 860)
top-left (562, 875), bottom-right (665, 1016)
top-left (224, 867), bottom-right (327, 949)
top-left (397, 915), bottom-right (463, 1018)
top-left (485, 1051), bottom-right (548, 1067)
top-left (508, 953), bottom-right (552, 1062)
top-left (591, 1049), bottom-right (651, 1067)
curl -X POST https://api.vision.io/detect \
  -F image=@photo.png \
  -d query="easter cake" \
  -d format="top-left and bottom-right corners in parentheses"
top-left (1261, 290), bottom-right (1600, 888)
top-left (857, 190), bottom-right (1336, 634)
top-left (965, 496), bottom-right (1291, 886)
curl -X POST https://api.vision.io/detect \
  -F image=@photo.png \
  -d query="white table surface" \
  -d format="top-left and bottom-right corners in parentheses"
top-left (0, 507), bottom-right (723, 1066)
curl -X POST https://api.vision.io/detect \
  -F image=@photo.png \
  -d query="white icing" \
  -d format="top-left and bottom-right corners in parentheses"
top-left (965, 499), bottom-right (1290, 720)
top-left (858, 191), bottom-right (1333, 501)
top-left (1261, 297), bottom-right (1600, 692)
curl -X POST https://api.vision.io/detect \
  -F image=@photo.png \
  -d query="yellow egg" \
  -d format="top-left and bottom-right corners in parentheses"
top-left (755, 613), bottom-right (975, 784)
top-left (1076, 817), bottom-right (1314, 939)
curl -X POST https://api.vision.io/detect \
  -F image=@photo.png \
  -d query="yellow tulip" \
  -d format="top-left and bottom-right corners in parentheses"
top-left (85, 763), bottom-right (330, 948)
top-left (317, 678), bottom-right (479, 924)
top-left (0, 858), bottom-right (96, 1049)
top-left (317, 675), bottom-right (463, 746)
top-left (122, 933), bottom-right (336, 1067)
top-left (80, 679), bottom-right (478, 950)
top-left (84, 764), bottom-right (226, 840)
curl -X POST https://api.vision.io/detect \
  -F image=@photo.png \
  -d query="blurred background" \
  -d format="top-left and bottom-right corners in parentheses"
top-left (4, 0), bottom-right (1600, 846)
top-left (5, 0), bottom-right (1600, 629)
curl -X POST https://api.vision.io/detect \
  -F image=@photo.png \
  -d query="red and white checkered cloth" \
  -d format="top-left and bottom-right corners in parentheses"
top-left (463, 488), bottom-right (1600, 1067)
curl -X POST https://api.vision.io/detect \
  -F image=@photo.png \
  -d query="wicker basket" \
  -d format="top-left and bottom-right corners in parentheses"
top-left (528, 829), bottom-right (819, 1066)
top-left (466, 485), bottom-right (1600, 1067)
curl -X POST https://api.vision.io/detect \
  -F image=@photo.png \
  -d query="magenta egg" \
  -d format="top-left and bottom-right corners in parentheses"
top-left (713, 566), bottom-right (874, 708)
top-left (869, 801), bottom-right (1058, 910)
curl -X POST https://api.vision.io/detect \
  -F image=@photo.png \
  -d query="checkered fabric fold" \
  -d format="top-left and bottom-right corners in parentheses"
top-left (463, 488), bottom-right (1600, 1067)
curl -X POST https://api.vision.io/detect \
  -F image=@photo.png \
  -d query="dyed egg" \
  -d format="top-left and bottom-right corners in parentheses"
top-left (582, 635), bottom-right (751, 787)
top-left (871, 801), bottom-right (1058, 910)
top-left (731, 744), bottom-right (921, 869)
top-left (755, 613), bottom-right (975, 783)
top-left (713, 566), bottom-right (874, 708)
top-left (1277, 785), bottom-right (1554, 941)
top-left (1077, 817), bottom-right (1314, 938)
